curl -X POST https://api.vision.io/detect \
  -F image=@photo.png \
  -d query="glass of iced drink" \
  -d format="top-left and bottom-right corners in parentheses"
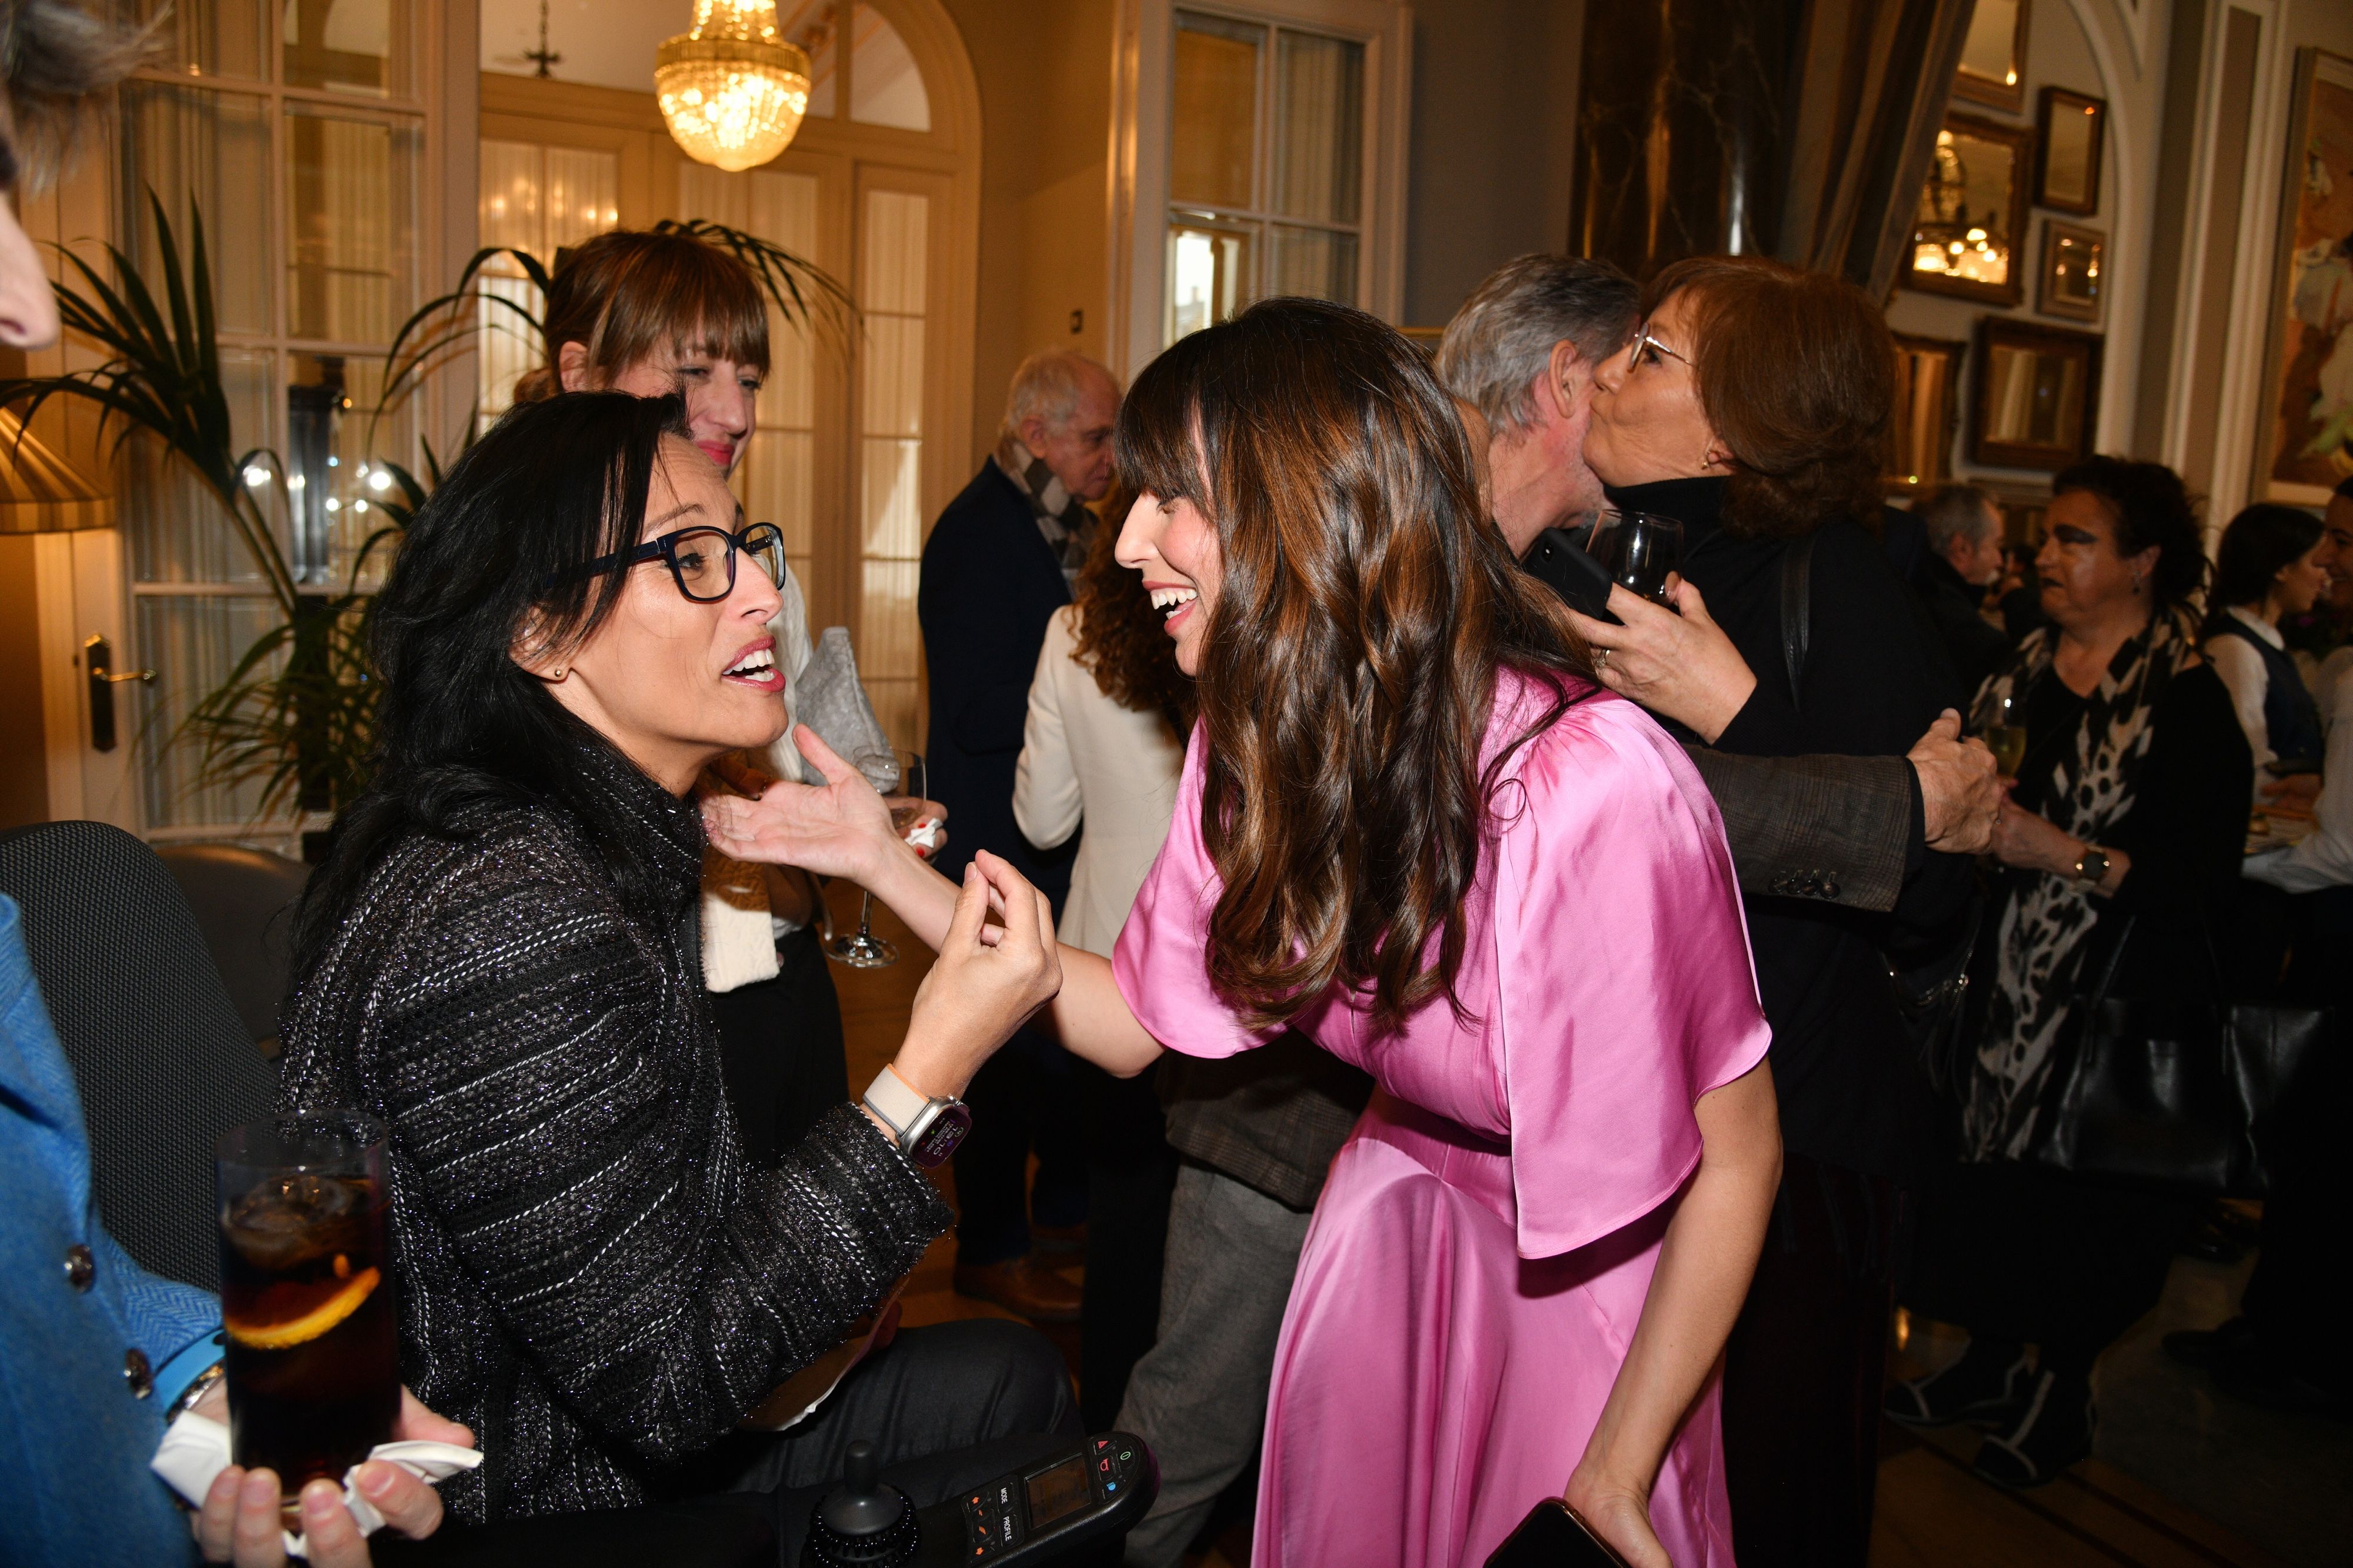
top-left (215, 1111), bottom-right (399, 1505)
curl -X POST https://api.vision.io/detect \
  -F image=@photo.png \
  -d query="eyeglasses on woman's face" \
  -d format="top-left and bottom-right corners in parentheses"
top-left (570, 522), bottom-right (787, 603)
top-left (1627, 319), bottom-right (1693, 373)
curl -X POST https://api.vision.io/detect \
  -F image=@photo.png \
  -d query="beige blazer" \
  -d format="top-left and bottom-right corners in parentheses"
top-left (1013, 605), bottom-right (1187, 958)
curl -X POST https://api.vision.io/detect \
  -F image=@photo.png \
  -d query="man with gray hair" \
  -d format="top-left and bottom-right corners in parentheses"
top-left (1435, 253), bottom-right (1639, 553)
top-left (916, 348), bottom-right (1121, 1325)
top-left (1912, 481), bottom-right (2012, 698)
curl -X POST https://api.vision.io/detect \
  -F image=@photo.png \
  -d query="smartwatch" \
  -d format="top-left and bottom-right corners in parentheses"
top-left (862, 1065), bottom-right (973, 1169)
top-left (2072, 846), bottom-right (2111, 885)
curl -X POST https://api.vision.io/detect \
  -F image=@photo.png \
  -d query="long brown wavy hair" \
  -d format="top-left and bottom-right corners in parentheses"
top-left (1116, 298), bottom-right (1591, 1031)
top-left (1070, 489), bottom-right (1195, 739)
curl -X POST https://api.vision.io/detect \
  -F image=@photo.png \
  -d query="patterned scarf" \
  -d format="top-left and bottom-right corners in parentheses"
top-left (1960, 606), bottom-right (2201, 1159)
top-left (996, 444), bottom-right (1096, 582)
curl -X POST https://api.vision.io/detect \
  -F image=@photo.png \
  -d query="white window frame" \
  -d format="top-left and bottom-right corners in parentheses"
top-left (1106, 0), bottom-right (1411, 383)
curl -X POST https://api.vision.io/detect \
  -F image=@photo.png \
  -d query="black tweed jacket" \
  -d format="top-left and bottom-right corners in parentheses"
top-left (275, 749), bottom-right (950, 1523)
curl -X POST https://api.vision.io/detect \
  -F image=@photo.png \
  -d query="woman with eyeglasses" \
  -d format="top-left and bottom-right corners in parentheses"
top-left (512, 226), bottom-right (875, 1170)
top-left (1564, 256), bottom-right (1973, 1568)
top-left (277, 392), bottom-right (1079, 1540)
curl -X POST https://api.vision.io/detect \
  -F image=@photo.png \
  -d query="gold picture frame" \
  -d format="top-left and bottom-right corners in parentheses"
top-left (2254, 48), bottom-right (2353, 503)
top-left (2037, 221), bottom-right (2105, 323)
top-left (1971, 318), bottom-right (2104, 472)
top-left (1905, 114), bottom-right (2036, 306)
top-left (1885, 333), bottom-right (1968, 493)
top-left (2034, 87), bottom-right (2107, 215)
top-left (1954, 0), bottom-right (2029, 114)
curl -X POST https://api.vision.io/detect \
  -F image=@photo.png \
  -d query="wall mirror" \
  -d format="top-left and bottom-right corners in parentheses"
top-left (1971, 319), bottom-right (2104, 471)
top-left (1885, 333), bottom-right (1967, 493)
top-left (1907, 114), bottom-right (2035, 305)
top-left (1954, 0), bottom-right (2029, 112)
top-left (2038, 221), bottom-right (2104, 322)
top-left (2035, 88), bottom-right (2106, 214)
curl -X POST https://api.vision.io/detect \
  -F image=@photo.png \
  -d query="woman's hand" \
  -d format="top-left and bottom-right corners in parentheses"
top-left (703, 725), bottom-right (904, 886)
top-left (1563, 576), bottom-right (1758, 743)
top-left (889, 851), bottom-right (1064, 1103)
top-left (1989, 795), bottom-right (2079, 876)
top-left (1561, 1473), bottom-right (1668, 1568)
top-left (195, 1386), bottom-right (470, 1567)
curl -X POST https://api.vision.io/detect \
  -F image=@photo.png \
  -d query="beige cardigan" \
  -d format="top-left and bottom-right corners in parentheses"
top-left (1012, 605), bottom-right (1187, 959)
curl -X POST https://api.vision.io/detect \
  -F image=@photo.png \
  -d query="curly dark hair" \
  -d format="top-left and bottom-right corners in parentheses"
top-left (1642, 255), bottom-right (1895, 539)
top-left (1069, 488), bottom-right (1194, 739)
top-left (2051, 456), bottom-right (2209, 609)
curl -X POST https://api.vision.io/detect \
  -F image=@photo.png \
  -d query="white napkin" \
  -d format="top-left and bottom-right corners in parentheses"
top-left (153, 1411), bottom-right (482, 1558)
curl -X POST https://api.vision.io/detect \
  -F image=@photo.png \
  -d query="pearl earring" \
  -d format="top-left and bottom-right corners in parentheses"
top-left (551, 665), bottom-right (566, 680)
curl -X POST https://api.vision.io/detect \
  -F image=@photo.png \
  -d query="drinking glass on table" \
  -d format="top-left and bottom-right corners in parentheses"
top-left (1984, 693), bottom-right (2029, 780)
top-left (825, 749), bottom-right (925, 969)
top-left (216, 1110), bottom-right (399, 1514)
top-left (1587, 511), bottom-right (1685, 606)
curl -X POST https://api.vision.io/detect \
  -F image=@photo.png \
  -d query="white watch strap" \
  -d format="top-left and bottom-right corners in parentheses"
top-left (862, 1063), bottom-right (930, 1136)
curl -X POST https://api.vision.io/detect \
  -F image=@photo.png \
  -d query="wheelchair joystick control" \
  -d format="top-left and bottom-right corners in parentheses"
top-left (805, 1439), bottom-right (921, 1567)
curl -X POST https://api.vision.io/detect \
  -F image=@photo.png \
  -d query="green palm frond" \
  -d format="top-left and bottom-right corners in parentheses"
top-left (0, 192), bottom-right (297, 614)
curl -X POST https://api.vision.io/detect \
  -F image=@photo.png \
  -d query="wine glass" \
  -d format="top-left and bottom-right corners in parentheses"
top-left (1984, 695), bottom-right (2029, 780)
top-left (825, 749), bottom-right (924, 969)
top-left (1586, 511), bottom-right (1685, 606)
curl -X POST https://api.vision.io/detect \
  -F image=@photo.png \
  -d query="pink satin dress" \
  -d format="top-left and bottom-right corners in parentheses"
top-left (1113, 673), bottom-right (1772, 1568)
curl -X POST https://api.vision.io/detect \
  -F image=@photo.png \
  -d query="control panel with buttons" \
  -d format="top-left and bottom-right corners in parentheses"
top-left (952, 1431), bottom-right (1155, 1564)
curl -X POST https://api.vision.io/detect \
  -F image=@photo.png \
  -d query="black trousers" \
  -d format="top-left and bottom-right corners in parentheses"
top-left (1076, 1061), bottom-right (1179, 1430)
top-left (708, 925), bottom-right (851, 1167)
top-left (952, 1026), bottom-right (1089, 1265)
top-left (1721, 1151), bottom-right (1901, 1568)
top-left (1905, 1158), bottom-right (2187, 1377)
top-left (718, 1319), bottom-right (1084, 1556)
top-left (2242, 887), bottom-right (2353, 1376)
top-left (386, 1322), bottom-right (1077, 1568)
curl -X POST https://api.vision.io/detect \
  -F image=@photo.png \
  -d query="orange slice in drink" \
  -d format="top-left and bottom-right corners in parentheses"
top-left (225, 1266), bottom-right (381, 1350)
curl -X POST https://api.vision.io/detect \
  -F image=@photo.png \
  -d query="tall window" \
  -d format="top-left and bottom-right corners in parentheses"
top-left (1165, 12), bottom-right (1364, 343)
top-left (122, 0), bottom-right (441, 843)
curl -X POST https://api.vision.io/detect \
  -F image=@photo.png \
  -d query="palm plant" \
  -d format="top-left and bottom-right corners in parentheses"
top-left (2, 196), bottom-right (852, 830)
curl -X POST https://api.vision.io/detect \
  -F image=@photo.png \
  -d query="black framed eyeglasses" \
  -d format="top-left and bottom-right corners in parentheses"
top-left (566, 522), bottom-right (788, 603)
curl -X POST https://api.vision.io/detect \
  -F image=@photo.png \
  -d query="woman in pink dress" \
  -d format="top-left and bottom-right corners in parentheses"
top-left (708, 298), bottom-right (1782, 1567)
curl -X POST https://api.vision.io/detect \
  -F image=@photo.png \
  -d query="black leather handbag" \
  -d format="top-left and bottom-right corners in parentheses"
top-left (2029, 915), bottom-right (2329, 1197)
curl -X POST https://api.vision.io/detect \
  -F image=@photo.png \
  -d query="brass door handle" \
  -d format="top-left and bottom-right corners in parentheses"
top-left (84, 634), bottom-right (154, 752)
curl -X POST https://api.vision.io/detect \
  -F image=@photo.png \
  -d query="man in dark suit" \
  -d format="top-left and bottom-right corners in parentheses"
top-left (918, 350), bottom-right (1121, 1323)
top-left (1911, 482), bottom-right (2015, 702)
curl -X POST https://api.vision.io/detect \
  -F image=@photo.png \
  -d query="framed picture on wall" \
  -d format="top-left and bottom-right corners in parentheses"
top-left (1971, 318), bottom-right (2104, 471)
top-left (1885, 333), bottom-right (1968, 493)
top-left (1905, 114), bottom-right (2035, 305)
top-left (2037, 221), bottom-right (2105, 322)
top-left (2034, 88), bottom-right (2106, 214)
top-left (1953, 0), bottom-right (2029, 114)
top-left (2254, 47), bottom-right (2353, 503)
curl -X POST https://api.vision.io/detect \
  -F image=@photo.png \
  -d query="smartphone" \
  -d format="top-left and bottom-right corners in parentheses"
top-left (1482, 1499), bottom-right (1635, 1568)
top-left (1520, 527), bottom-right (1620, 624)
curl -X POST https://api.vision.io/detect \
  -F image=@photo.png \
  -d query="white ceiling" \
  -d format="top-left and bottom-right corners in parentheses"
top-left (479, 0), bottom-right (696, 92)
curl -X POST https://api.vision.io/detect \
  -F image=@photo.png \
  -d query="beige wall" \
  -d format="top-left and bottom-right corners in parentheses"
top-left (938, 0), bottom-right (1116, 464)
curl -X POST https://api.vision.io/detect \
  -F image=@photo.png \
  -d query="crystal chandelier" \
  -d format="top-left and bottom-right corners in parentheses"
top-left (655, 0), bottom-right (812, 174)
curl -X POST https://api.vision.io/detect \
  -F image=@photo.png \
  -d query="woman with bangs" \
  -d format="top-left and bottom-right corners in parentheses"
top-left (515, 229), bottom-right (857, 1167)
top-left (709, 298), bottom-right (1783, 1568)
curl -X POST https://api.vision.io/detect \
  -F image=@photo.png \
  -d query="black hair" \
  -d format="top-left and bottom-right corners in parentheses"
top-left (2049, 455), bottom-right (2209, 609)
top-left (291, 392), bottom-right (693, 978)
top-left (2212, 502), bottom-right (2326, 609)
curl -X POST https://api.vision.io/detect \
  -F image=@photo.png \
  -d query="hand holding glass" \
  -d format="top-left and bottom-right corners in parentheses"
top-left (1587, 512), bottom-right (1686, 606)
top-left (825, 749), bottom-right (925, 969)
top-left (216, 1110), bottom-right (400, 1515)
